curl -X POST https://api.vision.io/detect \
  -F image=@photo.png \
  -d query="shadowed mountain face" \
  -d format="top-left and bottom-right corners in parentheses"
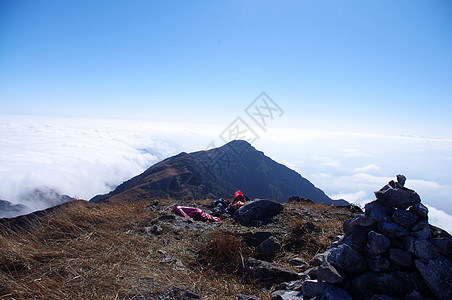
top-left (91, 140), bottom-right (347, 205)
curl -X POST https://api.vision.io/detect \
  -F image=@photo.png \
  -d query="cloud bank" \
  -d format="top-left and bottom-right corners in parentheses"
top-left (1, 115), bottom-right (451, 233)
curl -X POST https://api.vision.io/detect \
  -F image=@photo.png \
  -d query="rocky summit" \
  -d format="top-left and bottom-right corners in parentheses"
top-left (273, 176), bottom-right (452, 300)
top-left (90, 140), bottom-right (347, 206)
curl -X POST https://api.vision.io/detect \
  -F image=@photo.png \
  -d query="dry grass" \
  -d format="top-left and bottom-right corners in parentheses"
top-left (0, 199), bottom-right (356, 299)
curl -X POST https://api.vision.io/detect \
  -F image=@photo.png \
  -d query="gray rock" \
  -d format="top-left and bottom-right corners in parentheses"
top-left (343, 234), bottom-right (364, 251)
top-left (414, 239), bottom-right (438, 259)
top-left (350, 272), bottom-right (380, 299)
top-left (409, 203), bottom-right (429, 220)
top-left (234, 200), bottom-right (283, 226)
top-left (374, 180), bottom-right (421, 210)
top-left (378, 221), bottom-right (409, 239)
top-left (350, 215), bottom-right (378, 227)
top-left (242, 231), bottom-right (273, 247)
top-left (257, 236), bottom-right (282, 260)
top-left (322, 286), bottom-right (352, 300)
top-left (388, 248), bottom-right (413, 267)
top-left (415, 256), bottom-right (452, 300)
top-left (367, 231), bottom-right (391, 256)
top-left (237, 293), bottom-right (260, 300)
top-left (301, 280), bottom-right (332, 298)
top-left (244, 257), bottom-right (299, 287)
top-left (316, 261), bottom-right (345, 284)
top-left (343, 219), bottom-right (353, 235)
top-left (271, 290), bottom-right (303, 300)
top-left (153, 286), bottom-right (199, 299)
top-left (365, 200), bottom-right (394, 222)
top-left (391, 209), bottom-right (419, 228)
top-left (288, 257), bottom-right (307, 267)
top-left (275, 279), bottom-right (304, 291)
top-left (311, 250), bottom-right (330, 266)
top-left (327, 244), bottom-right (367, 274)
top-left (211, 204), bottom-right (227, 217)
top-left (404, 236), bottom-right (417, 254)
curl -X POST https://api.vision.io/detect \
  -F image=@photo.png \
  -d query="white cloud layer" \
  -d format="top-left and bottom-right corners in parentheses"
top-left (1, 115), bottom-right (451, 233)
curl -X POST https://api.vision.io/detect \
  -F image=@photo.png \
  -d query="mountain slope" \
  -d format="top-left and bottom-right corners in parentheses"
top-left (91, 140), bottom-right (346, 205)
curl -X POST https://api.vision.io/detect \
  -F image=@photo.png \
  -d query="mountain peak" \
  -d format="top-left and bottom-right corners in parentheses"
top-left (91, 141), bottom-right (344, 205)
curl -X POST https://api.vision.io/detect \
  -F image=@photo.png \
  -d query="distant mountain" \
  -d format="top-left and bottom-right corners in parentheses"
top-left (1, 187), bottom-right (76, 219)
top-left (0, 199), bottom-right (30, 218)
top-left (91, 140), bottom-right (347, 206)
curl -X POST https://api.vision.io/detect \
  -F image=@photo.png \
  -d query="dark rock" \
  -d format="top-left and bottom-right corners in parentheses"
top-left (304, 221), bottom-right (315, 233)
top-left (353, 225), bottom-right (373, 244)
top-left (365, 200), bottom-right (394, 222)
top-left (404, 236), bottom-right (417, 254)
top-left (271, 290), bottom-right (303, 300)
top-left (288, 195), bottom-right (313, 203)
top-left (431, 237), bottom-right (450, 257)
top-left (374, 180), bottom-right (421, 209)
top-left (234, 200), bottom-right (283, 226)
top-left (343, 219), bottom-right (353, 235)
top-left (396, 174), bottom-right (406, 187)
top-left (370, 295), bottom-right (399, 300)
top-left (367, 231), bottom-right (391, 256)
top-left (327, 244), bottom-right (367, 275)
top-left (402, 290), bottom-right (424, 300)
top-left (343, 234), bottom-right (364, 251)
top-left (414, 239), bottom-right (438, 259)
top-left (316, 261), bottom-right (345, 284)
top-left (415, 256), bottom-right (452, 300)
top-left (311, 250), bottom-right (330, 266)
top-left (301, 279), bottom-right (332, 298)
top-left (257, 236), bottom-right (281, 260)
top-left (378, 221), bottom-right (409, 239)
top-left (322, 285), bottom-right (352, 300)
top-left (409, 203), bottom-right (429, 220)
top-left (366, 256), bottom-right (391, 272)
top-left (244, 257), bottom-right (299, 287)
top-left (241, 232), bottom-right (273, 247)
top-left (236, 293), bottom-right (260, 300)
top-left (391, 209), bottom-right (418, 228)
top-left (411, 221), bottom-right (431, 239)
top-left (350, 272), bottom-right (380, 300)
top-left (210, 204), bottom-right (227, 217)
top-left (388, 248), bottom-right (413, 267)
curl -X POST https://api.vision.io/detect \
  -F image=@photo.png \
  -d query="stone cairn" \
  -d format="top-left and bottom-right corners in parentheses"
top-left (272, 175), bottom-right (452, 300)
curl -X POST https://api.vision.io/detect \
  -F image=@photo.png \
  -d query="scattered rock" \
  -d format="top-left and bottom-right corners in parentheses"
top-left (271, 290), bottom-right (303, 300)
top-left (257, 236), bottom-right (282, 260)
top-left (244, 257), bottom-right (299, 287)
top-left (287, 257), bottom-right (307, 267)
top-left (236, 293), bottom-right (260, 300)
top-left (151, 286), bottom-right (199, 299)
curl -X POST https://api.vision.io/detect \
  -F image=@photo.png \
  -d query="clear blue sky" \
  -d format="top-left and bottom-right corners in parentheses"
top-left (1, 1), bottom-right (451, 136)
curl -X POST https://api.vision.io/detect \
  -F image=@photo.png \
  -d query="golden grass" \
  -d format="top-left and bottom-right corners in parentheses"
top-left (0, 199), bottom-right (355, 299)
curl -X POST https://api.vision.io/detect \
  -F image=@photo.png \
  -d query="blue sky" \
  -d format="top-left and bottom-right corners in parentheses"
top-left (1, 1), bottom-right (451, 136)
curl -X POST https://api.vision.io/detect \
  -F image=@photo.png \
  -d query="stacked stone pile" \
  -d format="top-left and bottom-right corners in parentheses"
top-left (272, 175), bottom-right (452, 300)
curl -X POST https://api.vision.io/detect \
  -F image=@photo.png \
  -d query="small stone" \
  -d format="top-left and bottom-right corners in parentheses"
top-left (301, 279), bottom-right (331, 298)
top-left (396, 174), bottom-right (406, 187)
top-left (409, 203), bottom-right (429, 220)
top-left (257, 236), bottom-right (281, 260)
top-left (287, 257), bottom-right (307, 267)
top-left (237, 293), bottom-right (260, 300)
top-left (316, 261), bottom-right (345, 284)
top-left (388, 248), bottom-right (413, 267)
top-left (367, 231), bottom-right (391, 255)
top-left (271, 290), bottom-right (303, 300)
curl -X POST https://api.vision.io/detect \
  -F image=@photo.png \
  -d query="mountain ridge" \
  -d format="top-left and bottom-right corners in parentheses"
top-left (91, 140), bottom-right (347, 206)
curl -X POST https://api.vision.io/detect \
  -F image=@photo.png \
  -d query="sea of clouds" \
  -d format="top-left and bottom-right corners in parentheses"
top-left (1, 114), bottom-right (451, 233)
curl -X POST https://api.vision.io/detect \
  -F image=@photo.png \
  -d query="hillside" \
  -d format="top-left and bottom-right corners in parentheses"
top-left (0, 197), bottom-right (357, 299)
top-left (91, 140), bottom-right (347, 206)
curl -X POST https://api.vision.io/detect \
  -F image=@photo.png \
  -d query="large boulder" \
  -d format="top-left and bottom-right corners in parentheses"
top-left (414, 256), bottom-right (452, 299)
top-left (234, 199), bottom-right (283, 226)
